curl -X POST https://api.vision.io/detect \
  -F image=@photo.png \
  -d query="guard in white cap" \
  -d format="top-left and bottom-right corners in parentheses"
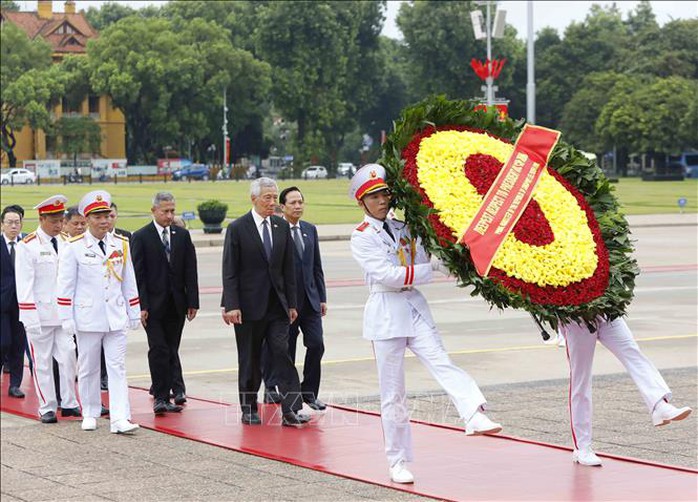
top-left (349, 164), bottom-right (502, 484)
top-left (15, 195), bottom-right (79, 423)
top-left (56, 190), bottom-right (141, 434)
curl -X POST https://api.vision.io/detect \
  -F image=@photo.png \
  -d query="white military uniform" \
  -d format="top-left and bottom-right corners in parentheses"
top-left (56, 225), bottom-right (140, 423)
top-left (561, 317), bottom-right (671, 451)
top-left (351, 214), bottom-right (487, 467)
top-left (16, 227), bottom-right (78, 416)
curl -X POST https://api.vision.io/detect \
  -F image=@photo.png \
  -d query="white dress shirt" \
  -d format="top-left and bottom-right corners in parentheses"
top-left (251, 210), bottom-right (273, 248)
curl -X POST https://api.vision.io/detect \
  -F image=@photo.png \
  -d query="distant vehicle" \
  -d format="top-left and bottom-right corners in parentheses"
top-left (172, 163), bottom-right (210, 181)
top-left (301, 165), bottom-right (328, 179)
top-left (667, 151), bottom-right (698, 178)
top-left (337, 162), bottom-right (356, 178)
top-left (1, 168), bottom-right (36, 185)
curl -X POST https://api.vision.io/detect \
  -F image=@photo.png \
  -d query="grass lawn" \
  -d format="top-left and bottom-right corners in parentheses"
top-left (1, 177), bottom-right (695, 232)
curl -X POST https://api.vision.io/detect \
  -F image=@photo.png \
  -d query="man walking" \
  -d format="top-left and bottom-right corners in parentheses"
top-left (1, 205), bottom-right (26, 398)
top-left (221, 177), bottom-right (308, 427)
top-left (56, 190), bottom-right (140, 434)
top-left (263, 186), bottom-right (327, 411)
top-left (349, 164), bottom-right (501, 484)
top-left (131, 192), bottom-right (199, 414)
top-left (15, 196), bottom-right (79, 422)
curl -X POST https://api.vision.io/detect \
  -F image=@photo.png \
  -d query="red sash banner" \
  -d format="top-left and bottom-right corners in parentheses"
top-left (460, 124), bottom-right (561, 276)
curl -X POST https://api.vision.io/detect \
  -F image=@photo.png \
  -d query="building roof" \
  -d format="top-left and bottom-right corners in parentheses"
top-left (1, 11), bottom-right (98, 55)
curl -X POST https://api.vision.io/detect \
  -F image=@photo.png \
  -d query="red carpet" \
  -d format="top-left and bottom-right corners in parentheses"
top-left (2, 371), bottom-right (696, 501)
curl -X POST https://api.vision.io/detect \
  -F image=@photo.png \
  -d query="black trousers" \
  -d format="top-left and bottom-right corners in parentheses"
top-left (146, 296), bottom-right (186, 400)
top-left (263, 299), bottom-right (324, 401)
top-left (0, 311), bottom-right (25, 388)
top-left (235, 295), bottom-right (302, 415)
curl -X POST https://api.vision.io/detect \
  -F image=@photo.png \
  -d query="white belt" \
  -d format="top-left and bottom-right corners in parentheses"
top-left (369, 284), bottom-right (412, 293)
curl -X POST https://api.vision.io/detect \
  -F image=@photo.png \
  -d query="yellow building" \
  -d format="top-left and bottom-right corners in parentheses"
top-left (0, 0), bottom-right (125, 168)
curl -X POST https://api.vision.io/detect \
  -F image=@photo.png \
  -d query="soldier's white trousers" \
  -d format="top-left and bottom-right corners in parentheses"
top-left (372, 309), bottom-right (486, 467)
top-left (76, 330), bottom-right (131, 422)
top-left (27, 326), bottom-right (78, 416)
top-left (561, 318), bottom-right (671, 450)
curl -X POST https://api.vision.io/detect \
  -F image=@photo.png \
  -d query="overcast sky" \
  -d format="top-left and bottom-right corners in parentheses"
top-left (16, 0), bottom-right (698, 39)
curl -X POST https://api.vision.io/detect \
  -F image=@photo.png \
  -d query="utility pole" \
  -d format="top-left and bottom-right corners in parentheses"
top-left (526, 0), bottom-right (536, 124)
top-left (485, 1), bottom-right (493, 106)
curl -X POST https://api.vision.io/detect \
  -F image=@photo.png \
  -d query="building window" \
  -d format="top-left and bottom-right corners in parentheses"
top-left (88, 95), bottom-right (100, 115)
top-left (56, 23), bottom-right (76, 35)
top-left (61, 97), bottom-right (81, 115)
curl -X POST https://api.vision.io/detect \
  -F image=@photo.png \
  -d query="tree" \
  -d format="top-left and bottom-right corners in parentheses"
top-left (0, 0), bottom-right (19, 11)
top-left (0, 23), bottom-right (61, 167)
top-left (87, 15), bottom-right (270, 163)
top-left (50, 116), bottom-right (102, 168)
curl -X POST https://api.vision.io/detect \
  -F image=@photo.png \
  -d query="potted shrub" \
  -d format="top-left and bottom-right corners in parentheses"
top-left (197, 199), bottom-right (228, 234)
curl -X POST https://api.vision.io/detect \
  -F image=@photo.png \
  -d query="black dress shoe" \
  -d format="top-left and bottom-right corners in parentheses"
top-left (153, 399), bottom-right (183, 414)
top-left (304, 398), bottom-right (326, 411)
top-left (40, 411), bottom-right (58, 424)
top-left (264, 389), bottom-right (282, 404)
top-left (61, 407), bottom-right (82, 417)
top-left (100, 405), bottom-right (109, 416)
top-left (173, 392), bottom-right (187, 405)
top-left (241, 411), bottom-right (262, 425)
top-left (282, 412), bottom-right (311, 427)
top-left (8, 386), bottom-right (25, 398)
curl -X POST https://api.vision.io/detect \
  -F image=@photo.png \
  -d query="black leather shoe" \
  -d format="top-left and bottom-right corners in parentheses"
top-left (241, 411), bottom-right (262, 425)
top-left (264, 389), bottom-right (282, 404)
top-left (100, 377), bottom-right (108, 391)
top-left (153, 399), bottom-right (183, 414)
top-left (61, 407), bottom-right (82, 417)
top-left (304, 398), bottom-right (326, 411)
top-left (8, 386), bottom-right (25, 398)
top-left (40, 411), bottom-right (58, 423)
top-left (100, 405), bottom-right (109, 416)
top-left (282, 412), bottom-right (311, 427)
top-left (173, 392), bottom-right (187, 405)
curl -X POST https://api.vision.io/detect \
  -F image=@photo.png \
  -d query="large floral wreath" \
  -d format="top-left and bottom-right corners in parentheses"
top-left (380, 96), bottom-right (639, 328)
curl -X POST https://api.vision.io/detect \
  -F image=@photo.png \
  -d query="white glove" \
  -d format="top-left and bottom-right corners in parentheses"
top-left (430, 255), bottom-right (451, 276)
top-left (128, 319), bottom-right (141, 331)
top-left (61, 319), bottom-right (76, 334)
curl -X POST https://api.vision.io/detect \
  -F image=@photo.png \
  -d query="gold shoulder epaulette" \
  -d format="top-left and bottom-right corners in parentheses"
top-left (22, 232), bottom-right (37, 243)
top-left (114, 233), bottom-right (128, 241)
top-left (60, 231), bottom-right (69, 240)
top-left (69, 234), bottom-right (85, 243)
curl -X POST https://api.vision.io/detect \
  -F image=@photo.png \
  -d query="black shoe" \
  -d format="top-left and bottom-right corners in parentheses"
top-left (8, 386), bottom-right (25, 398)
top-left (61, 407), bottom-right (82, 417)
top-left (40, 411), bottom-right (58, 424)
top-left (153, 399), bottom-right (183, 415)
top-left (282, 412), bottom-right (311, 427)
top-left (241, 411), bottom-right (261, 425)
top-left (100, 377), bottom-right (108, 391)
top-left (304, 398), bottom-right (326, 411)
top-left (264, 389), bottom-right (282, 404)
top-left (100, 405), bottom-right (109, 416)
top-left (173, 392), bottom-right (187, 405)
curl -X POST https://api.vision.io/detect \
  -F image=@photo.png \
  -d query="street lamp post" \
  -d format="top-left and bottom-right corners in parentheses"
top-left (527, 0), bottom-right (536, 124)
top-left (222, 87), bottom-right (229, 169)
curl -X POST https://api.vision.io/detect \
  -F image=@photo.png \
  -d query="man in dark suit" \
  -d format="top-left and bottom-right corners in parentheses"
top-left (131, 192), bottom-right (199, 414)
top-left (222, 177), bottom-right (309, 427)
top-left (1, 205), bottom-right (26, 398)
top-left (263, 187), bottom-right (327, 410)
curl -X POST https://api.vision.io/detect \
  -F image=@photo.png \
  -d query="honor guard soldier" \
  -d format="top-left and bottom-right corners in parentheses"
top-left (349, 164), bottom-right (502, 484)
top-left (56, 190), bottom-right (141, 434)
top-left (15, 195), bottom-right (80, 423)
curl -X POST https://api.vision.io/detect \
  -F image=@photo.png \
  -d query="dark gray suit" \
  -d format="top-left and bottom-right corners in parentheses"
top-left (221, 211), bottom-right (302, 415)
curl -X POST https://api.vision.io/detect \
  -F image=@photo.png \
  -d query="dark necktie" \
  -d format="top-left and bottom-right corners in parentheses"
top-left (98, 240), bottom-right (106, 255)
top-left (51, 237), bottom-right (58, 253)
top-left (262, 220), bottom-right (272, 260)
top-left (161, 228), bottom-right (171, 262)
top-left (9, 241), bottom-right (16, 266)
top-left (292, 226), bottom-right (304, 256)
top-left (383, 221), bottom-right (395, 241)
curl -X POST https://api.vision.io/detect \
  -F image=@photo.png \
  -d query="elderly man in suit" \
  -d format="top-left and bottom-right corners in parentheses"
top-left (222, 177), bottom-right (308, 427)
top-left (131, 192), bottom-right (199, 415)
top-left (1, 205), bottom-right (27, 398)
top-left (262, 186), bottom-right (327, 411)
